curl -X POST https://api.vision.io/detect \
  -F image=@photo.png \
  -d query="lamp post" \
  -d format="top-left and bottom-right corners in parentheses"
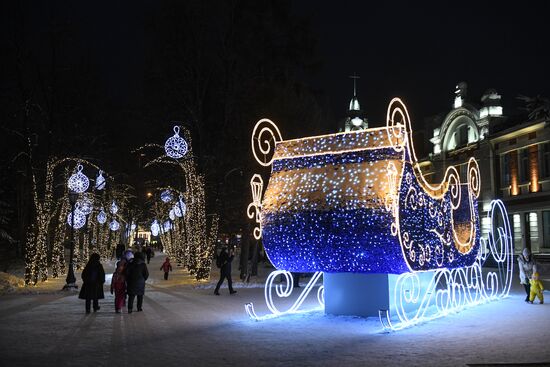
top-left (63, 190), bottom-right (80, 290)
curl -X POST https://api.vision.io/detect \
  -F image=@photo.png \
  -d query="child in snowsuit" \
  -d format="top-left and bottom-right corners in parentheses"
top-left (110, 260), bottom-right (127, 313)
top-left (529, 272), bottom-right (544, 304)
top-left (160, 257), bottom-right (173, 280)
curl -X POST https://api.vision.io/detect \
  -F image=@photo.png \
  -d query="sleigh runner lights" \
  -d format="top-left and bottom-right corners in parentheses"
top-left (245, 98), bottom-right (513, 329)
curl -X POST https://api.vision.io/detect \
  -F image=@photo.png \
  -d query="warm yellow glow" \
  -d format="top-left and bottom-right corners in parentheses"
top-left (529, 145), bottom-right (539, 193)
top-left (510, 150), bottom-right (519, 196)
top-left (147, 192), bottom-right (153, 198)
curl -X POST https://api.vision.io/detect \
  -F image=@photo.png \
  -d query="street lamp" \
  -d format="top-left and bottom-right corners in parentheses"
top-left (63, 190), bottom-right (80, 290)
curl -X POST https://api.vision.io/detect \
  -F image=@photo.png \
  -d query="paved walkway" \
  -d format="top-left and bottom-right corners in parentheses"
top-left (0, 254), bottom-right (549, 366)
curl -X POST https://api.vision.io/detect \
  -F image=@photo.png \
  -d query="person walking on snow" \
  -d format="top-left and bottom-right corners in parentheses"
top-left (125, 251), bottom-right (149, 313)
top-left (528, 272), bottom-right (544, 304)
top-left (214, 246), bottom-right (237, 295)
top-left (78, 253), bottom-right (105, 314)
top-left (160, 257), bottom-right (173, 280)
top-left (110, 260), bottom-right (127, 313)
top-left (518, 248), bottom-right (537, 302)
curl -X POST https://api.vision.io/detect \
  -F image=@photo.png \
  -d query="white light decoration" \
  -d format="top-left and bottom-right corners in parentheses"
top-left (67, 164), bottom-right (89, 193)
top-left (169, 209), bottom-right (175, 221)
top-left (67, 209), bottom-right (86, 229)
top-left (247, 174), bottom-right (264, 240)
top-left (75, 194), bottom-right (94, 215)
top-left (131, 223), bottom-right (136, 231)
top-left (110, 201), bottom-right (118, 215)
top-left (173, 196), bottom-right (186, 217)
top-left (109, 219), bottom-right (120, 231)
top-left (351, 116), bottom-right (364, 127)
top-left (151, 219), bottom-right (160, 237)
top-left (245, 271), bottom-right (324, 321)
top-left (163, 220), bottom-right (172, 232)
top-left (97, 208), bottom-right (107, 224)
top-left (164, 125), bottom-right (188, 159)
top-left (95, 170), bottom-right (106, 190)
top-left (251, 118), bottom-right (283, 166)
top-left (161, 189), bottom-right (173, 203)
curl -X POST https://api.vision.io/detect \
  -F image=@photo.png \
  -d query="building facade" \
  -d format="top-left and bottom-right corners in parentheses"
top-left (422, 83), bottom-right (550, 255)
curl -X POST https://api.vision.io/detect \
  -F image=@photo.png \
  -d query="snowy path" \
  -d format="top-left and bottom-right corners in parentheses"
top-left (0, 254), bottom-right (549, 366)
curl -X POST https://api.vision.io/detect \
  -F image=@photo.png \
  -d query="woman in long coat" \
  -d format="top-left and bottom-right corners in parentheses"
top-left (518, 247), bottom-right (537, 302)
top-left (78, 253), bottom-right (105, 313)
top-left (125, 251), bottom-right (149, 313)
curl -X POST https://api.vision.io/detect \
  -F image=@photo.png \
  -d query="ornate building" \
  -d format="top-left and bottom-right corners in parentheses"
top-left (339, 75), bottom-right (368, 132)
top-left (422, 82), bottom-right (550, 255)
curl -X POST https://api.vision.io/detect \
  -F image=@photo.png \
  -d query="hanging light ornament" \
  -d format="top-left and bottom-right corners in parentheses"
top-left (67, 210), bottom-right (86, 229)
top-left (97, 208), bottom-right (107, 224)
top-left (151, 219), bottom-right (160, 237)
top-left (131, 223), bottom-right (137, 231)
top-left (110, 201), bottom-right (118, 215)
top-left (95, 170), bottom-right (106, 190)
top-left (76, 193), bottom-right (94, 215)
top-left (110, 219), bottom-right (120, 231)
top-left (169, 208), bottom-right (176, 221)
top-left (163, 220), bottom-right (172, 232)
top-left (67, 164), bottom-right (89, 193)
top-left (173, 195), bottom-right (186, 217)
top-left (164, 126), bottom-right (188, 159)
top-left (161, 189), bottom-right (173, 203)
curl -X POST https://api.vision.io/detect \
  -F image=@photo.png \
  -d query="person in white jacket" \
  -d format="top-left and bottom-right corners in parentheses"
top-left (518, 248), bottom-right (537, 302)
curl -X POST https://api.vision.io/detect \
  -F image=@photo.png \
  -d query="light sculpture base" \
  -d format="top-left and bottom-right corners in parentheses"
top-left (324, 272), bottom-right (433, 317)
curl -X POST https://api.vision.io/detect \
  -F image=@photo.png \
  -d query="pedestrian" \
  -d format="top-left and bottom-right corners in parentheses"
top-left (214, 246), bottom-right (237, 295)
top-left (125, 251), bottom-right (149, 313)
top-left (160, 256), bottom-right (173, 280)
top-left (146, 246), bottom-right (153, 264)
top-left (528, 272), bottom-right (544, 304)
top-left (78, 253), bottom-right (105, 314)
top-left (518, 248), bottom-right (537, 302)
top-left (110, 260), bottom-right (127, 313)
top-left (115, 242), bottom-right (125, 260)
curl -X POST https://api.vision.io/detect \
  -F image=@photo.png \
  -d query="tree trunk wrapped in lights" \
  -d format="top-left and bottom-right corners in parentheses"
top-left (137, 125), bottom-right (218, 281)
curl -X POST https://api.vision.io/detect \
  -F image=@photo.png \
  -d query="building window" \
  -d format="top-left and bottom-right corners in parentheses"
top-left (520, 148), bottom-right (529, 183)
top-left (512, 214), bottom-right (522, 252)
top-left (525, 212), bottom-right (539, 251)
top-left (543, 211), bottom-right (550, 248)
top-left (542, 142), bottom-right (550, 178)
top-left (501, 153), bottom-right (510, 187)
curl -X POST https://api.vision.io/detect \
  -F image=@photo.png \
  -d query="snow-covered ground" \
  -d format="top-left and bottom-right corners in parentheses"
top-left (0, 253), bottom-right (548, 367)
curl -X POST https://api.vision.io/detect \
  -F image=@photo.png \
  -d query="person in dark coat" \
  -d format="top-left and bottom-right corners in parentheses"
top-left (115, 243), bottom-right (125, 260)
top-left (214, 247), bottom-right (237, 295)
top-left (125, 251), bottom-right (149, 313)
top-left (145, 246), bottom-right (153, 264)
top-left (78, 253), bottom-right (105, 313)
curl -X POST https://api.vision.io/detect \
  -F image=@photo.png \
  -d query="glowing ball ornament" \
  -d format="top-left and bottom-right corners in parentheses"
top-left (109, 219), bottom-right (120, 231)
top-left (173, 196), bottom-right (186, 217)
top-left (161, 190), bottom-right (173, 203)
top-left (164, 126), bottom-right (188, 159)
top-left (151, 220), bottom-right (160, 237)
top-left (97, 208), bottom-right (107, 224)
top-left (67, 209), bottom-right (86, 229)
top-left (163, 220), bottom-right (172, 232)
top-left (68, 164), bottom-right (89, 193)
top-left (76, 194), bottom-right (94, 215)
top-left (169, 209), bottom-right (175, 221)
top-left (95, 170), bottom-right (106, 190)
top-left (110, 201), bottom-right (118, 215)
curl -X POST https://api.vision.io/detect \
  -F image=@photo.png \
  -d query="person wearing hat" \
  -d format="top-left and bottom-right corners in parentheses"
top-left (518, 248), bottom-right (537, 302)
top-left (528, 272), bottom-right (544, 304)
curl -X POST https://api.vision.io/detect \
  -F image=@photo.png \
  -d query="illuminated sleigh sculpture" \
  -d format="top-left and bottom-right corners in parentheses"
top-left (245, 98), bottom-right (513, 330)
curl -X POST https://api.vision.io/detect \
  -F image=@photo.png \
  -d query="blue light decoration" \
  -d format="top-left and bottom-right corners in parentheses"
top-left (97, 208), bottom-right (107, 224)
top-left (67, 164), bottom-right (89, 193)
top-left (75, 193), bottom-right (94, 215)
top-left (169, 209), bottom-right (175, 221)
top-left (161, 189), bottom-right (173, 203)
top-left (164, 126), bottom-right (188, 159)
top-left (95, 170), bottom-right (106, 190)
top-left (109, 219), bottom-right (120, 231)
top-left (260, 99), bottom-right (481, 275)
top-left (163, 220), bottom-right (172, 232)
